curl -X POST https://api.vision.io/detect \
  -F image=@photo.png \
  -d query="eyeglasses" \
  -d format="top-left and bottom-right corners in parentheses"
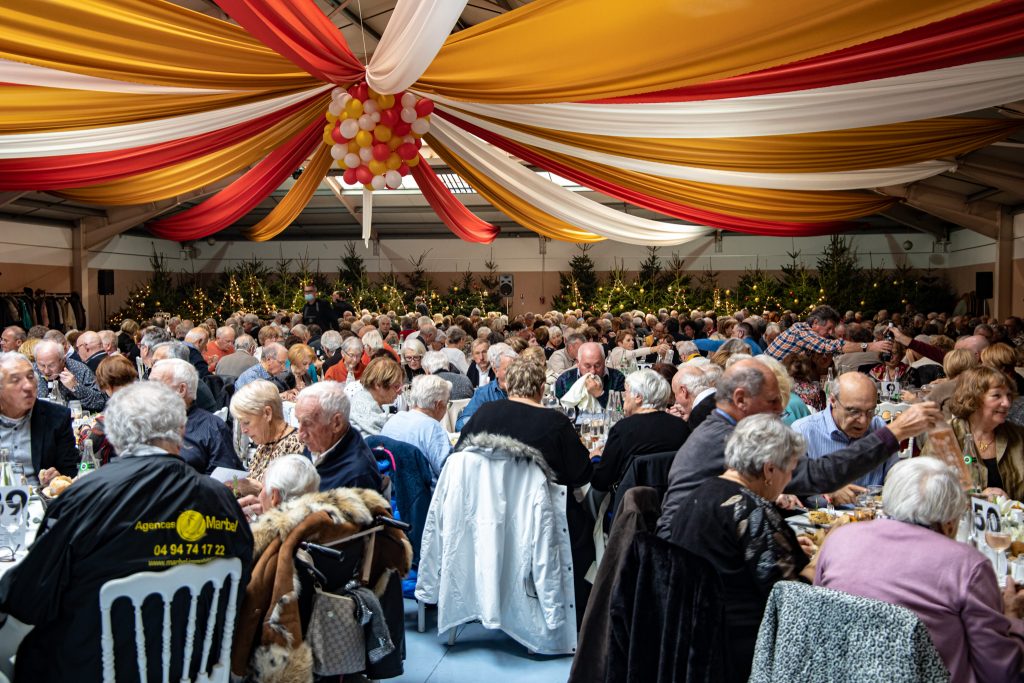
top-left (0, 545), bottom-right (20, 562)
top-left (835, 398), bottom-right (874, 419)
top-left (403, 355), bottom-right (422, 362)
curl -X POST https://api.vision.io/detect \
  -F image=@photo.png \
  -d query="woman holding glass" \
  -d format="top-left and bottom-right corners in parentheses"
top-left (815, 457), bottom-right (1024, 683)
top-left (607, 330), bottom-right (663, 374)
top-left (949, 366), bottom-right (1024, 501)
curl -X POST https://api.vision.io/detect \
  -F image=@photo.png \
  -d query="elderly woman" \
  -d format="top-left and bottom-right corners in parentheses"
top-left (783, 353), bottom-right (826, 412)
top-left (982, 342), bottom-right (1024, 395)
top-left (238, 454), bottom-right (321, 519)
top-left (324, 336), bottom-right (364, 383)
top-left (87, 355), bottom-right (139, 464)
top-left (347, 356), bottom-right (404, 436)
top-left (815, 457), bottom-right (1024, 682)
top-left (230, 379), bottom-right (303, 484)
top-left (949, 365), bottom-right (1024, 500)
top-left (279, 343), bottom-right (319, 401)
top-left (671, 414), bottom-right (813, 683)
top-left (380, 374), bottom-right (452, 480)
top-left (591, 368), bottom-right (690, 492)
top-left (421, 350), bottom-right (474, 400)
top-left (753, 354), bottom-right (811, 426)
top-left (362, 329), bottom-right (399, 364)
top-left (401, 338), bottom-right (427, 384)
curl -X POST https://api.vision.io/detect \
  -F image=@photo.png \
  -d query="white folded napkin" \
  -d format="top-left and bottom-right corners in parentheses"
top-left (560, 373), bottom-right (601, 413)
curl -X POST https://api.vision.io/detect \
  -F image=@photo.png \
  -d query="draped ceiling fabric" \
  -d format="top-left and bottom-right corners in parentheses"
top-left (0, 0), bottom-right (1020, 245)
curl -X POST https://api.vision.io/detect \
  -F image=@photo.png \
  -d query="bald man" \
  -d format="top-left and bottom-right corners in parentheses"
top-left (791, 373), bottom-right (895, 506)
top-left (954, 334), bottom-right (990, 362)
top-left (552, 341), bottom-right (625, 408)
top-left (74, 331), bottom-right (106, 373)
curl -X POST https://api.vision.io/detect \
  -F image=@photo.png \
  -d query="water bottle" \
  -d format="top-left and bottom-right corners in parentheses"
top-left (824, 368), bottom-right (835, 399)
top-left (962, 433), bottom-right (986, 494)
top-left (881, 323), bottom-right (894, 364)
top-left (78, 439), bottom-right (98, 476)
top-left (0, 448), bottom-right (11, 487)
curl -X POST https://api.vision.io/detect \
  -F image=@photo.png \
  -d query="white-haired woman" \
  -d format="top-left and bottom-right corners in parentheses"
top-left (401, 338), bottom-right (427, 384)
top-left (591, 369), bottom-right (691, 492)
top-left (238, 454), bottom-right (321, 518)
top-left (671, 414), bottom-right (814, 683)
top-left (380, 374), bottom-right (452, 480)
top-left (230, 379), bottom-right (303, 483)
top-left (816, 457), bottom-right (1024, 682)
top-left (421, 350), bottom-right (474, 400)
top-left (324, 336), bottom-right (365, 383)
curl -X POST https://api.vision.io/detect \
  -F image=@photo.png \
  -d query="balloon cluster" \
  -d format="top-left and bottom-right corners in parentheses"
top-left (323, 82), bottom-right (433, 191)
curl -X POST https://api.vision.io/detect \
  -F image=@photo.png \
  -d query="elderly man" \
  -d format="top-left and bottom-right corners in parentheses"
top-left (293, 381), bottom-right (381, 491)
top-left (138, 327), bottom-right (172, 374)
top-left (1, 326), bottom-right (26, 353)
top-left (204, 325), bottom-right (236, 372)
top-left (214, 333), bottom-right (259, 381)
top-left (669, 364), bottom-right (716, 429)
top-left (553, 342), bottom-right (626, 407)
top-left (792, 373), bottom-right (896, 506)
top-left (151, 341), bottom-right (220, 413)
top-left (97, 330), bottom-right (119, 358)
top-left (422, 350), bottom-right (474, 400)
top-left (74, 331), bottom-right (106, 373)
top-left (182, 327), bottom-right (211, 378)
top-left (0, 352), bottom-right (78, 486)
top-left (377, 314), bottom-right (397, 345)
top-left (466, 339), bottom-right (494, 388)
top-left (765, 305), bottom-right (892, 362)
top-left (455, 343), bottom-right (518, 430)
top-left (235, 342), bottom-right (287, 390)
top-left (0, 381), bottom-right (252, 683)
top-left (656, 359), bottom-right (941, 539)
top-left (150, 358), bottom-right (242, 474)
top-left (380, 374), bottom-right (452, 480)
top-left (442, 326), bottom-right (469, 374)
top-left (33, 340), bottom-right (106, 412)
top-left (548, 332), bottom-right (585, 378)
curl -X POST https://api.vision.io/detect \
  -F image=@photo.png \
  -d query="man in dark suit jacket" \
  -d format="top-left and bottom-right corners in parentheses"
top-left (669, 365), bottom-right (716, 430)
top-left (293, 382), bottom-right (382, 492)
top-left (0, 353), bottom-right (79, 487)
top-left (75, 331), bottom-right (107, 374)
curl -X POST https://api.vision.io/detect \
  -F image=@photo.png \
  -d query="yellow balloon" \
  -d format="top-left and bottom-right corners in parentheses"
top-left (363, 183), bottom-right (374, 191)
top-left (344, 98), bottom-right (363, 118)
top-left (386, 154), bottom-right (402, 170)
top-left (336, 159), bottom-right (346, 168)
top-left (368, 88), bottom-right (380, 100)
top-left (323, 130), bottom-right (335, 146)
top-left (348, 141), bottom-right (360, 153)
top-left (407, 154), bottom-right (420, 167)
top-left (387, 136), bottom-right (402, 150)
top-left (355, 130), bottom-right (373, 147)
top-left (368, 160), bottom-right (386, 175)
top-left (377, 94), bottom-right (395, 110)
top-left (326, 112), bottom-right (338, 123)
top-left (374, 125), bottom-right (392, 142)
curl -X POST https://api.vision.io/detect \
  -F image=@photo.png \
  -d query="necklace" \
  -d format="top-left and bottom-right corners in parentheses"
top-left (976, 435), bottom-right (995, 453)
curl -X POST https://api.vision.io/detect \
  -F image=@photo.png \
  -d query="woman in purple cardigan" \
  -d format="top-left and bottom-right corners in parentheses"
top-left (815, 457), bottom-right (1024, 682)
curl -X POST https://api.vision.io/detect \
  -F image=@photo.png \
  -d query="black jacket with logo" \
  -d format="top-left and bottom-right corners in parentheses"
top-left (0, 450), bottom-right (254, 682)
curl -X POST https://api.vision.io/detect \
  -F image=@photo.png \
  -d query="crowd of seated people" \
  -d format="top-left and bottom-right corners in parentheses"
top-left (2, 300), bottom-right (1024, 680)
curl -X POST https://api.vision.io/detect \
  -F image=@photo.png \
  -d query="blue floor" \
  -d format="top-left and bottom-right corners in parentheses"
top-left (393, 599), bottom-right (572, 683)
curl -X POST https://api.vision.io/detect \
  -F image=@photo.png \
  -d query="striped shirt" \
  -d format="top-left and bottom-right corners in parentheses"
top-left (764, 322), bottom-right (844, 361)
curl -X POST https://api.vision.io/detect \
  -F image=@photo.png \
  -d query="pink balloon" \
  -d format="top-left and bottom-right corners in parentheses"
top-left (343, 167), bottom-right (358, 185)
top-left (372, 143), bottom-right (390, 161)
top-left (414, 98), bottom-right (435, 117)
top-left (355, 165), bottom-right (373, 185)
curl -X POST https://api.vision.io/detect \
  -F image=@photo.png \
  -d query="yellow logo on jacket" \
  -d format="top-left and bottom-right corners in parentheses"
top-left (175, 510), bottom-right (207, 541)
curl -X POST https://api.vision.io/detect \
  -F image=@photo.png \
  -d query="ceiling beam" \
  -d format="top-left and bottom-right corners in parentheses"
top-left (954, 158), bottom-right (1024, 198)
top-left (878, 184), bottom-right (1001, 239)
top-left (324, 177), bottom-right (362, 222)
top-left (879, 205), bottom-right (952, 239)
top-left (0, 192), bottom-right (28, 208)
top-left (340, 8), bottom-right (382, 42)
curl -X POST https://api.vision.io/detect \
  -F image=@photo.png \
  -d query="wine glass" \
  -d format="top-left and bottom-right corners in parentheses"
top-left (986, 528), bottom-right (1013, 576)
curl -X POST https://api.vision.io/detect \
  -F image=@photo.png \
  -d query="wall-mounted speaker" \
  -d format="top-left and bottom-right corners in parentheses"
top-left (976, 271), bottom-right (993, 300)
top-left (498, 274), bottom-right (514, 297)
top-left (98, 269), bottom-right (115, 295)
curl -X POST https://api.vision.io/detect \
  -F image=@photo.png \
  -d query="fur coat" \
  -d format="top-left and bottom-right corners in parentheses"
top-left (231, 488), bottom-right (412, 683)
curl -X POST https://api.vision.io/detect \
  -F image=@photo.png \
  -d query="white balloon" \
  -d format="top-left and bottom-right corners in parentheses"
top-left (401, 92), bottom-right (416, 108)
top-left (331, 86), bottom-right (346, 100)
top-left (401, 107), bottom-right (417, 123)
top-left (327, 100), bottom-right (342, 117)
top-left (339, 119), bottom-right (359, 139)
top-left (371, 112), bottom-right (381, 123)
top-left (330, 144), bottom-right (346, 160)
top-left (370, 174), bottom-right (386, 191)
top-left (358, 114), bottom-right (375, 131)
top-left (363, 100), bottom-right (379, 115)
top-left (411, 118), bottom-right (430, 135)
top-left (344, 152), bottom-right (360, 168)
top-left (403, 135), bottom-right (416, 144)
top-left (384, 170), bottom-right (403, 189)
top-left (359, 146), bottom-right (374, 162)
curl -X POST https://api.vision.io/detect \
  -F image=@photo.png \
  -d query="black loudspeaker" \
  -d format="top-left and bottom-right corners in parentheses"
top-left (98, 269), bottom-right (115, 295)
top-left (498, 274), bottom-right (514, 297)
top-left (976, 271), bottom-right (993, 300)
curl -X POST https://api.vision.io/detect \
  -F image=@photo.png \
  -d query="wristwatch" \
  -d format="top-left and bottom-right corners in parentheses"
top-left (860, 343), bottom-right (868, 351)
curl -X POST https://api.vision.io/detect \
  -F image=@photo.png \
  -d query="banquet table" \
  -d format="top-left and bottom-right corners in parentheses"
top-left (0, 495), bottom-right (45, 682)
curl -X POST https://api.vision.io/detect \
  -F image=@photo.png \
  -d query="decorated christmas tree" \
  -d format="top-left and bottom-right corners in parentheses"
top-left (556, 244), bottom-right (599, 310)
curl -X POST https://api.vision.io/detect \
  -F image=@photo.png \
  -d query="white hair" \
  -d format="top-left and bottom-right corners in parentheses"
top-left (0, 351), bottom-right (32, 384)
top-left (407, 374), bottom-right (451, 410)
top-left (883, 458), bottom-right (967, 526)
top-left (320, 330), bottom-right (343, 353)
top-left (263, 454), bottom-right (321, 502)
top-left (230, 379), bottom-right (283, 421)
top-left (624, 369), bottom-right (672, 410)
top-left (297, 381), bottom-right (350, 423)
top-left (724, 414), bottom-right (805, 477)
top-left (234, 334), bottom-right (257, 353)
top-left (421, 351), bottom-right (449, 374)
top-left (152, 357), bottom-right (198, 401)
top-left (487, 342), bottom-right (517, 367)
top-left (340, 336), bottom-right (364, 355)
top-left (724, 353), bottom-right (753, 368)
top-left (362, 330), bottom-right (384, 351)
top-left (32, 340), bottom-right (63, 360)
top-left (105, 382), bottom-right (187, 452)
top-left (753, 354), bottom-right (793, 404)
top-left (674, 365), bottom-right (710, 395)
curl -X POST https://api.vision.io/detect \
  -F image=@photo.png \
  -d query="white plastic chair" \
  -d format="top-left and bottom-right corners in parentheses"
top-left (444, 398), bottom-right (470, 433)
top-left (212, 407), bottom-right (228, 422)
top-left (99, 557), bottom-right (243, 683)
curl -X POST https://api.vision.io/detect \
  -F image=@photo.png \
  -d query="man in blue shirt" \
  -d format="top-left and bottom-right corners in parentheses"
top-left (235, 342), bottom-right (287, 390)
top-left (455, 343), bottom-right (518, 430)
top-left (791, 372), bottom-right (895, 505)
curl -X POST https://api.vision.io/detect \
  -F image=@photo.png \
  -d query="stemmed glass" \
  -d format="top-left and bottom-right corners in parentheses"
top-left (986, 524), bottom-right (1014, 577)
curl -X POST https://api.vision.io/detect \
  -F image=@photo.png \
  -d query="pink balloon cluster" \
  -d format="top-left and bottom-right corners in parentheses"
top-left (323, 81), bottom-right (433, 191)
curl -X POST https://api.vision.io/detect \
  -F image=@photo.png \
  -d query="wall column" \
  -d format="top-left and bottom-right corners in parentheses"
top-left (994, 208), bottom-right (1014, 319)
